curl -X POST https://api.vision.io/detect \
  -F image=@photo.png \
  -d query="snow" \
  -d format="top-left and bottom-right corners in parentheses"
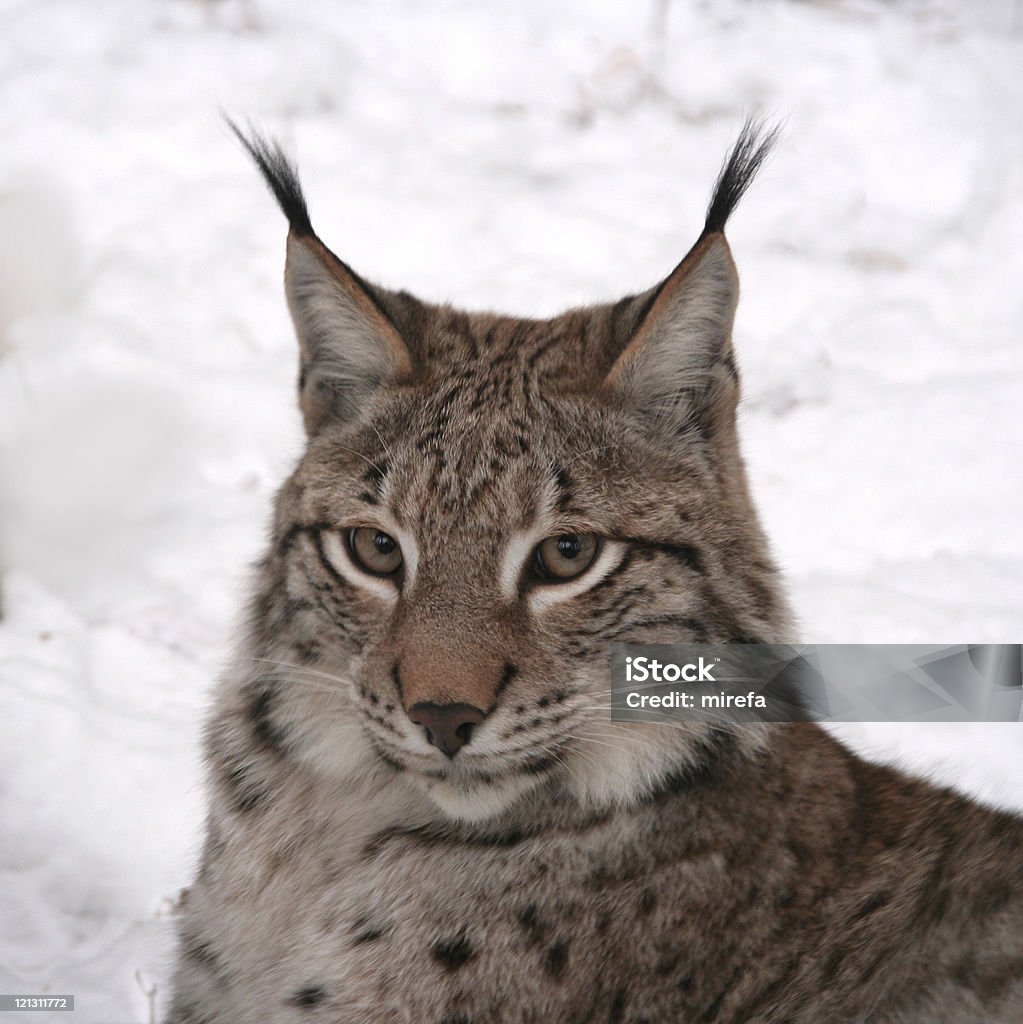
top-left (0, 0), bottom-right (1021, 1019)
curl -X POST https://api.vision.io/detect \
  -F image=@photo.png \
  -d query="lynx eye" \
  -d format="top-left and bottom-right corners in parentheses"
top-left (348, 527), bottom-right (403, 576)
top-left (533, 533), bottom-right (599, 582)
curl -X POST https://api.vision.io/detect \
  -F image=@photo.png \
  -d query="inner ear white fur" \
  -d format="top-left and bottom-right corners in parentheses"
top-left (605, 233), bottom-right (739, 433)
top-left (285, 234), bottom-right (413, 433)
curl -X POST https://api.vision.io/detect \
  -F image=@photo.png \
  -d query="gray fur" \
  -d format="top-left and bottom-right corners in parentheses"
top-left (166, 128), bottom-right (1023, 1023)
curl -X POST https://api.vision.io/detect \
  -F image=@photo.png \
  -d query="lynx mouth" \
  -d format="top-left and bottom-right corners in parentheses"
top-left (366, 734), bottom-right (564, 820)
top-left (421, 750), bottom-right (563, 783)
top-left (366, 726), bottom-right (567, 778)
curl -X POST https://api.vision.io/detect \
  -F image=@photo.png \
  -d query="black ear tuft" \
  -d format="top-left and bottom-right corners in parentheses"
top-left (702, 118), bottom-right (780, 237)
top-left (226, 117), bottom-right (314, 237)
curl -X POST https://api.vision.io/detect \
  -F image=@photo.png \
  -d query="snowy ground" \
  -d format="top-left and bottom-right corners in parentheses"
top-left (0, 0), bottom-right (1021, 1020)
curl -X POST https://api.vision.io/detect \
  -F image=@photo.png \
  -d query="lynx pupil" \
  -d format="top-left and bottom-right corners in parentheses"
top-left (558, 535), bottom-right (582, 558)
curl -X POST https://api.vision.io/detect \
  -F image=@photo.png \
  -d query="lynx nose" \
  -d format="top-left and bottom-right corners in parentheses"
top-left (407, 702), bottom-right (486, 758)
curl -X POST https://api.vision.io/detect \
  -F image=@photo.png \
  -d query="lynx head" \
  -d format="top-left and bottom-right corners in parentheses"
top-left (222, 120), bottom-right (792, 823)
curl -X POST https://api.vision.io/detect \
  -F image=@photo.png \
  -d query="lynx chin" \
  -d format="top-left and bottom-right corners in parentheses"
top-left (166, 120), bottom-right (1023, 1023)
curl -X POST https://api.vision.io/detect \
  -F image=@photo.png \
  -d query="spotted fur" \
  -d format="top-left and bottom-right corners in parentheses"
top-left (166, 123), bottom-right (1023, 1022)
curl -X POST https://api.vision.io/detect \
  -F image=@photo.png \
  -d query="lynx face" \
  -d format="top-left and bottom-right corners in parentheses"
top-left (230, 123), bottom-right (791, 822)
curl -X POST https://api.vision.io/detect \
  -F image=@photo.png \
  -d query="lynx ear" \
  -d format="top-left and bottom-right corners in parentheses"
top-left (229, 122), bottom-right (413, 433)
top-left (284, 233), bottom-right (412, 433)
top-left (604, 233), bottom-right (739, 442)
top-left (604, 118), bottom-right (777, 444)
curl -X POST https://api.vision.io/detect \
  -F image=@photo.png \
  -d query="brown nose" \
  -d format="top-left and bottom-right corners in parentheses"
top-left (407, 702), bottom-right (486, 758)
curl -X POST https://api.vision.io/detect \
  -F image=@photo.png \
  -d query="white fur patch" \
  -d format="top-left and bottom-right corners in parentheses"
top-left (412, 770), bottom-right (543, 823)
top-left (386, 522), bottom-right (419, 590)
top-left (499, 524), bottom-right (547, 599)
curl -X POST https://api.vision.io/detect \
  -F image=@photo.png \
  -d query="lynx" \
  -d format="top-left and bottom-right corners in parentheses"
top-left (166, 122), bottom-right (1023, 1023)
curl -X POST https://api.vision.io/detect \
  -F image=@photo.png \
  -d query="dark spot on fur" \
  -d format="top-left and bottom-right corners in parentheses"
top-left (655, 954), bottom-right (680, 977)
top-left (432, 933), bottom-right (475, 971)
top-left (247, 677), bottom-right (288, 752)
top-left (361, 462), bottom-right (388, 486)
top-left (183, 934), bottom-right (223, 977)
top-left (609, 988), bottom-right (628, 1023)
top-left (638, 888), bottom-right (657, 916)
top-left (773, 888), bottom-right (795, 911)
top-left (819, 948), bottom-right (844, 986)
top-left (496, 663), bottom-right (518, 696)
top-left (283, 595), bottom-right (314, 617)
top-left (367, 742), bottom-right (404, 773)
top-left (292, 640), bottom-right (321, 665)
top-left (517, 902), bottom-right (539, 928)
top-left (543, 940), bottom-right (569, 978)
top-left (585, 855), bottom-right (641, 890)
top-left (289, 985), bottom-right (326, 1007)
top-left (517, 903), bottom-right (550, 945)
top-left (552, 466), bottom-right (575, 510)
top-left (523, 753), bottom-right (560, 775)
top-left (353, 926), bottom-right (386, 945)
top-left (700, 984), bottom-right (730, 1023)
top-left (222, 757), bottom-right (269, 813)
top-left (850, 890), bottom-right (889, 923)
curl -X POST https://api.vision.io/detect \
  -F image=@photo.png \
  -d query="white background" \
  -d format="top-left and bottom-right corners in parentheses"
top-left (0, 1), bottom-right (1021, 1019)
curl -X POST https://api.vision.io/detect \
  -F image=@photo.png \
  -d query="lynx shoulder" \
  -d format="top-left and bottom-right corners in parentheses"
top-left (166, 123), bottom-right (1023, 1024)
